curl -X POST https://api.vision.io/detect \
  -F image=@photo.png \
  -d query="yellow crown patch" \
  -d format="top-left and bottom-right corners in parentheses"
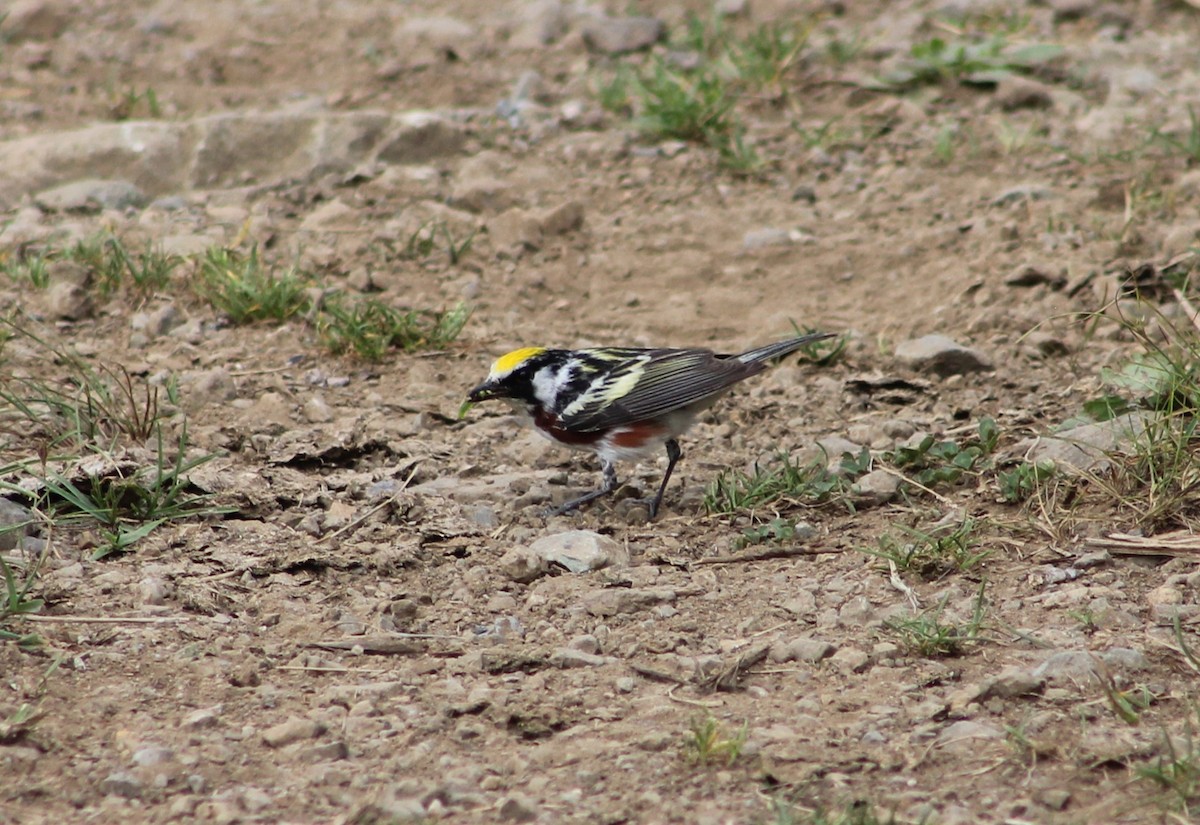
top-left (491, 346), bottom-right (546, 377)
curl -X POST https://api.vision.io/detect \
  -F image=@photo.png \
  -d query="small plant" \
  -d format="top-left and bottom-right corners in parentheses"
top-left (734, 517), bottom-right (796, 550)
top-left (37, 426), bottom-right (230, 560)
top-left (825, 33), bottom-right (866, 66)
top-left (682, 713), bottom-right (747, 766)
top-left (998, 458), bottom-right (1056, 503)
top-left (726, 21), bottom-right (809, 90)
top-left (1095, 665), bottom-right (1154, 725)
top-left (1137, 713), bottom-right (1200, 817)
top-left (770, 798), bottom-right (897, 825)
top-left (196, 246), bottom-right (311, 324)
top-left (109, 86), bottom-right (161, 120)
top-left (885, 583), bottom-right (987, 657)
top-left (1150, 105), bottom-right (1200, 166)
top-left (873, 36), bottom-right (1063, 90)
top-left (0, 550), bottom-right (44, 644)
top-left (0, 319), bottom-right (167, 454)
top-left (862, 517), bottom-right (989, 579)
top-left (890, 417), bottom-right (998, 489)
top-left (402, 221), bottom-right (477, 265)
top-left (0, 250), bottom-right (51, 288)
top-left (704, 452), bottom-right (852, 514)
top-left (317, 297), bottom-right (470, 360)
top-left (1067, 606), bottom-right (1099, 635)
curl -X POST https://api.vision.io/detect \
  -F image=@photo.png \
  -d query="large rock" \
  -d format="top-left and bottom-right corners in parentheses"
top-left (0, 110), bottom-right (462, 208)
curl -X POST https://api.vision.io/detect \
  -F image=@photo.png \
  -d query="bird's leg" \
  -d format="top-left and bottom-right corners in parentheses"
top-left (547, 460), bottom-right (619, 516)
top-left (648, 438), bottom-right (683, 520)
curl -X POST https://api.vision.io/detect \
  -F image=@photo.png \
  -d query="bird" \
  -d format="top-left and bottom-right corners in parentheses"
top-left (463, 332), bottom-right (835, 519)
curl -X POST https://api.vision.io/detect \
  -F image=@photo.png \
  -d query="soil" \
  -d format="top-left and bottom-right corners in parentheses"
top-left (2, 1), bottom-right (1200, 824)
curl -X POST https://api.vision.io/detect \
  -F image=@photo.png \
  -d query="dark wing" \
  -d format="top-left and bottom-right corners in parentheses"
top-left (560, 348), bottom-right (762, 432)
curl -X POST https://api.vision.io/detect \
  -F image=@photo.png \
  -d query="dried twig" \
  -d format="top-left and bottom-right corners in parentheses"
top-left (1084, 530), bottom-right (1200, 558)
top-left (703, 643), bottom-right (770, 692)
top-left (888, 558), bottom-right (921, 610)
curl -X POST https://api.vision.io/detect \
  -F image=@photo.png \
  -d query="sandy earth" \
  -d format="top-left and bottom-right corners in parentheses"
top-left (2, 0), bottom-right (1200, 823)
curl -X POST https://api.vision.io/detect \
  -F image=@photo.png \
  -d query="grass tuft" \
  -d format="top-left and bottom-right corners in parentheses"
top-left (317, 297), bottom-right (470, 360)
top-left (196, 246), bottom-right (311, 323)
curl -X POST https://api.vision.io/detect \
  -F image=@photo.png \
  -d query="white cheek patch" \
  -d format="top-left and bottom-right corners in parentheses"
top-left (531, 363), bottom-right (573, 408)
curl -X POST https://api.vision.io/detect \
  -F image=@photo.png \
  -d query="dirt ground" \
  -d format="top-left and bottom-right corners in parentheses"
top-left (2, 0), bottom-right (1200, 823)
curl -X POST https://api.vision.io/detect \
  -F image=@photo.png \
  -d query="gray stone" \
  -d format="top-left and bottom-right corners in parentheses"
top-left (742, 228), bottom-right (795, 250)
top-left (302, 396), bottom-right (335, 424)
top-left (499, 793), bottom-right (539, 822)
top-left (1013, 413), bottom-right (1149, 472)
top-left (829, 646), bottom-right (870, 673)
top-left (0, 499), bottom-right (34, 551)
top-left (262, 716), bottom-right (325, 748)
top-left (938, 720), bottom-right (1003, 743)
top-left (131, 745), bottom-right (174, 767)
top-left (539, 201), bottom-right (585, 236)
top-left (46, 281), bottom-right (93, 320)
top-left (995, 76), bottom-right (1054, 111)
top-left (583, 588), bottom-right (675, 617)
top-left (1032, 647), bottom-right (1147, 684)
top-left (510, 0), bottom-right (569, 48)
top-left (2, 0), bottom-right (69, 41)
top-left (130, 303), bottom-right (182, 338)
top-left (449, 176), bottom-right (516, 214)
top-left (101, 770), bottom-right (144, 798)
top-left (769, 637), bottom-right (835, 663)
top-left (183, 707), bottom-right (221, 729)
top-left (549, 648), bottom-right (610, 668)
top-left (895, 335), bottom-right (995, 376)
top-left (488, 208), bottom-right (542, 254)
top-left (35, 178), bottom-right (146, 212)
top-left (581, 15), bottom-right (665, 54)
top-left (529, 530), bottom-right (628, 574)
top-left (853, 469), bottom-right (901, 506)
top-left (796, 436), bottom-right (862, 471)
top-left (498, 546), bottom-right (545, 583)
top-left (375, 112), bottom-right (466, 165)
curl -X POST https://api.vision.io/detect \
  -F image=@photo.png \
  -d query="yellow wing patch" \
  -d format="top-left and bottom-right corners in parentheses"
top-left (491, 347), bottom-right (546, 378)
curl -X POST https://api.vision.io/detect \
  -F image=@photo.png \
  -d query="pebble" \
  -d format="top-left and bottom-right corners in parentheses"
top-left (1012, 413), bottom-right (1148, 472)
top-left (895, 335), bottom-right (995, 376)
top-left (994, 76), bottom-right (1054, 111)
top-left (853, 469), bottom-right (901, 506)
top-left (0, 499), bottom-right (33, 551)
top-left (742, 228), bottom-right (795, 250)
top-left (938, 720), bottom-right (1003, 744)
top-left (184, 707), bottom-right (221, 729)
top-left (303, 395), bottom-right (335, 424)
top-left (829, 646), bottom-right (870, 673)
top-left (549, 648), bottom-right (610, 668)
top-left (46, 281), bottom-right (93, 320)
top-left (502, 530), bottom-right (629, 582)
top-left (131, 745), bottom-right (174, 767)
top-left (498, 793), bottom-right (539, 822)
top-left (261, 717), bottom-right (325, 748)
top-left (769, 637), bottom-right (835, 663)
top-left (34, 178), bottom-right (146, 212)
top-left (101, 770), bottom-right (143, 798)
top-left (583, 588), bottom-right (675, 617)
top-left (580, 15), bottom-right (664, 54)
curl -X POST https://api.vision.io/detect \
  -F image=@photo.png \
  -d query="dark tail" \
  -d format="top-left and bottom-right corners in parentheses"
top-left (735, 332), bottom-right (836, 365)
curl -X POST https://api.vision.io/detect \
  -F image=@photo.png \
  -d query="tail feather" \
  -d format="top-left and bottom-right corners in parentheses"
top-left (735, 332), bottom-right (836, 365)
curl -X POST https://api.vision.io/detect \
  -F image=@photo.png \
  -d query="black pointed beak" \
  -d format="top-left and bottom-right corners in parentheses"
top-left (467, 382), bottom-right (495, 403)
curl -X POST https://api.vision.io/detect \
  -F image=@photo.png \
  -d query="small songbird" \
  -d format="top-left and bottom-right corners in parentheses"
top-left (464, 333), bottom-right (834, 519)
